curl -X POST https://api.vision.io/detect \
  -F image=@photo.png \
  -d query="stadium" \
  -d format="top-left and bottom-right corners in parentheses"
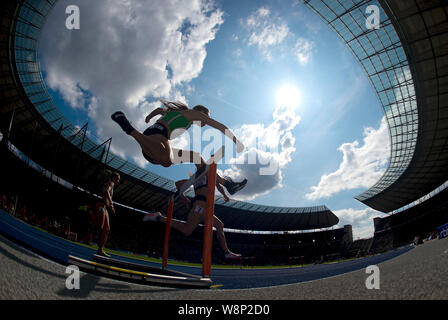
top-left (0, 0), bottom-right (447, 303)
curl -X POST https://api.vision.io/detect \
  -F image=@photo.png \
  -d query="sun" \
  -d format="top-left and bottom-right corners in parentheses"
top-left (276, 84), bottom-right (301, 108)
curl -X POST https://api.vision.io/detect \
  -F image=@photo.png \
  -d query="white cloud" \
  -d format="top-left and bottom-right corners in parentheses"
top-left (244, 7), bottom-right (289, 60)
top-left (333, 207), bottom-right (381, 239)
top-left (306, 117), bottom-right (390, 200)
top-left (46, 70), bottom-right (88, 110)
top-left (40, 0), bottom-right (224, 166)
top-left (222, 104), bottom-right (301, 201)
top-left (294, 37), bottom-right (314, 65)
top-left (248, 23), bottom-right (289, 49)
top-left (232, 48), bottom-right (242, 57)
top-left (220, 149), bottom-right (283, 199)
top-left (241, 7), bottom-right (315, 65)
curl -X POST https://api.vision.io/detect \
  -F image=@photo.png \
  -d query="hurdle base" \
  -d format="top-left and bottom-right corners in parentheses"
top-left (68, 255), bottom-right (213, 289)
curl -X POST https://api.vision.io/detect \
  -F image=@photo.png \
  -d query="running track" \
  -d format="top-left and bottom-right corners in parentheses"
top-left (0, 209), bottom-right (414, 290)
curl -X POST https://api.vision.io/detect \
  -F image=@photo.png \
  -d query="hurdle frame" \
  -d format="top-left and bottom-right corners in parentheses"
top-left (161, 162), bottom-right (218, 279)
top-left (202, 162), bottom-right (217, 278)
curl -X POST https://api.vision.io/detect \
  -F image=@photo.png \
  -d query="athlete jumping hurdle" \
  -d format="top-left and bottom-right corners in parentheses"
top-left (111, 100), bottom-right (247, 195)
top-left (143, 162), bottom-right (241, 260)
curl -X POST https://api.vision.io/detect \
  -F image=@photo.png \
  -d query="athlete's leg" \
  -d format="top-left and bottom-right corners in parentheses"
top-left (220, 175), bottom-right (248, 195)
top-left (161, 203), bottom-right (204, 236)
top-left (96, 204), bottom-right (106, 233)
top-left (213, 216), bottom-right (229, 253)
top-left (171, 148), bottom-right (205, 166)
top-left (88, 208), bottom-right (98, 229)
top-left (112, 111), bottom-right (172, 167)
top-left (184, 157), bottom-right (247, 195)
top-left (130, 131), bottom-right (172, 167)
top-left (214, 171), bottom-right (247, 196)
top-left (183, 154), bottom-right (246, 194)
top-left (216, 175), bottom-right (224, 185)
top-left (97, 204), bottom-right (110, 255)
top-left (213, 216), bottom-right (241, 258)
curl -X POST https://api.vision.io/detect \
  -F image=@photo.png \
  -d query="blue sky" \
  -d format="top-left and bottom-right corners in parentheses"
top-left (39, 0), bottom-right (391, 239)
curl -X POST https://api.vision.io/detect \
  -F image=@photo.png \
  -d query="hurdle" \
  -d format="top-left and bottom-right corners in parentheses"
top-left (68, 254), bottom-right (212, 288)
top-left (161, 148), bottom-right (223, 279)
top-left (202, 162), bottom-right (217, 278)
top-left (68, 148), bottom-right (224, 288)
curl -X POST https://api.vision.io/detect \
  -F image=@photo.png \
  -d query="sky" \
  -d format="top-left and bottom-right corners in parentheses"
top-left (39, 0), bottom-right (392, 239)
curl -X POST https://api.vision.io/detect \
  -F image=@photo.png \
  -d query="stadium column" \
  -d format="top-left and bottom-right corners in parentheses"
top-left (101, 138), bottom-right (112, 168)
top-left (5, 104), bottom-right (16, 143)
top-left (50, 124), bottom-right (65, 181)
top-left (73, 123), bottom-right (88, 188)
top-left (27, 121), bottom-right (38, 167)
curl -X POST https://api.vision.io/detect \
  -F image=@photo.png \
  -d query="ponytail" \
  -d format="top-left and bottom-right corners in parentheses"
top-left (160, 99), bottom-right (189, 111)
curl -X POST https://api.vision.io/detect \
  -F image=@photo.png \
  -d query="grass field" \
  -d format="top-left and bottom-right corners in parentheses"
top-left (32, 219), bottom-right (359, 270)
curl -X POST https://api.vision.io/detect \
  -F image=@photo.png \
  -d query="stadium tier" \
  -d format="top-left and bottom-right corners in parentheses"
top-left (1, 141), bottom-right (351, 266)
top-left (305, 0), bottom-right (448, 213)
top-left (1, 0), bottom-right (446, 225)
top-left (0, 0), bottom-right (338, 232)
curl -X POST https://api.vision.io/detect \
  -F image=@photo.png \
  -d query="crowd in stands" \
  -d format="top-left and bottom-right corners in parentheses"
top-left (1, 186), bottom-right (354, 265)
top-left (370, 187), bottom-right (448, 252)
top-left (413, 231), bottom-right (438, 246)
top-left (1, 140), bottom-right (358, 266)
top-left (3, 183), bottom-right (447, 266)
top-left (4, 170), bottom-right (448, 267)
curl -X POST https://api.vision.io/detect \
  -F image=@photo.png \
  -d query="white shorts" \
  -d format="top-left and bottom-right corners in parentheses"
top-left (193, 205), bottom-right (205, 215)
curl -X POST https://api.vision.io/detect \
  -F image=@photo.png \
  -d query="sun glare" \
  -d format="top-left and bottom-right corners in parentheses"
top-left (276, 84), bottom-right (301, 108)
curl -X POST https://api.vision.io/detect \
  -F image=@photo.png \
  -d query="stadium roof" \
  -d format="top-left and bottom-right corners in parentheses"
top-left (305, 0), bottom-right (448, 213)
top-left (0, 0), bottom-right (339, 231)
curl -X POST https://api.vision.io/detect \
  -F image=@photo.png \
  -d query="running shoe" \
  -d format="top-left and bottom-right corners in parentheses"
top-left (111, 111), bottom-right (135, 135)
top-left (225, 252), bottom-right (242, 260)
top-left (143, 211), bottom-right (162, 222)
top-left (224, 177), bottom-right (248, 195)
top-left (97, 249), bottom-right (111, 258)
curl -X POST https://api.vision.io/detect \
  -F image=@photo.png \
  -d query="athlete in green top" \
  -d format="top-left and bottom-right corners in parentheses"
top-left (157, 110), bottom-right (192, 137)
top-left (111, 100), bottom-right (247, 195)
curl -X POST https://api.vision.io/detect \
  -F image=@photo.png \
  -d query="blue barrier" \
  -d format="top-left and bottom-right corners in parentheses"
top-left (437, 222), bottom-right (448, 240)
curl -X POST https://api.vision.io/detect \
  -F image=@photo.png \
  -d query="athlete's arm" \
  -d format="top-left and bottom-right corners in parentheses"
top-left (145, 107), bottom-right (166, 123)
top-left (186, 110), bottom-right (245, 153)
